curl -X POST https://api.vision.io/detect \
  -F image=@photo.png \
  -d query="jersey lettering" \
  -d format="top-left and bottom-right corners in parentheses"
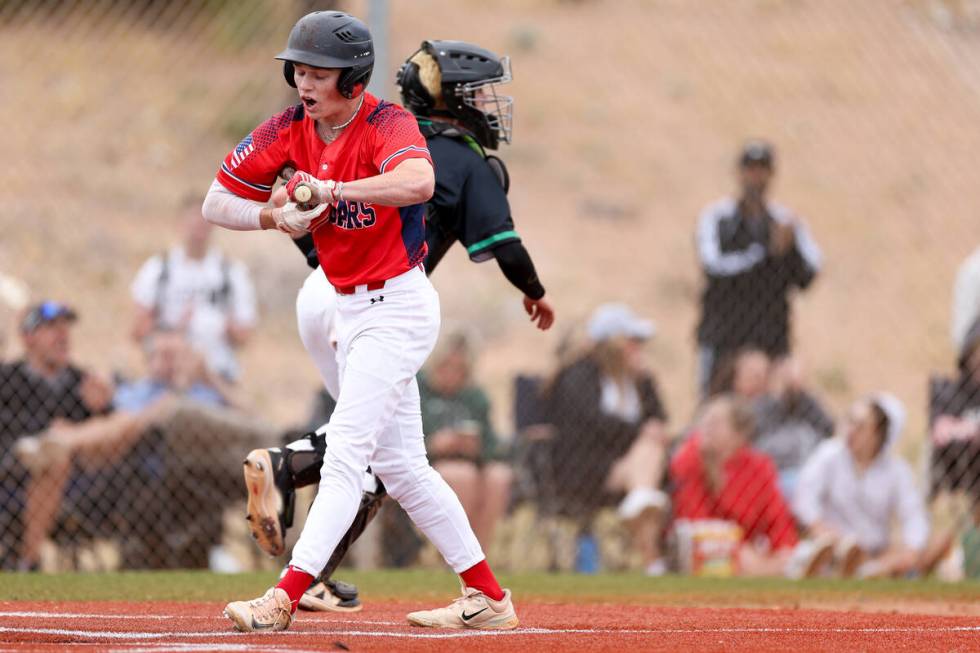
top-left (327, 201), bottom-right (377, 230)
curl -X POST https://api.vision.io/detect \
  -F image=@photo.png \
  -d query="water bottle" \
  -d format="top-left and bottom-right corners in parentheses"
top-left (575, 533), bottom-right (600, 574)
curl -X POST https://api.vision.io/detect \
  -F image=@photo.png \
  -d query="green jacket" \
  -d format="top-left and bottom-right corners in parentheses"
top-left (418, 373), bottom-right (503, 461)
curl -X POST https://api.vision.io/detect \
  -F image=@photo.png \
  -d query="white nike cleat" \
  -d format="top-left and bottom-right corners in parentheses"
top-left (406, 587), bottom-right (519, 630)
top-left (223, 587), bottom-right (293, 632)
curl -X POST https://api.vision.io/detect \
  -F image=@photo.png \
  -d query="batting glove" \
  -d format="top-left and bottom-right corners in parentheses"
top-left (272, 201), bottom-right (330, 234)
top-left (284, 171), bottom-right (320, 200)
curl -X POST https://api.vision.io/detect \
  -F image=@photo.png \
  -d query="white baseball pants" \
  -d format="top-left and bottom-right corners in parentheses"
top-left (288, 266), bottom-right (485, 576)
top-left (296, 268), bottom-right (341, 400)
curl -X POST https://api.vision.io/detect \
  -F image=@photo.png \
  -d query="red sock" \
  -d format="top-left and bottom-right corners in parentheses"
top-left (459, 559), bottom-right (504, 601)
top-left (276, 566), bottom-right (315, 613)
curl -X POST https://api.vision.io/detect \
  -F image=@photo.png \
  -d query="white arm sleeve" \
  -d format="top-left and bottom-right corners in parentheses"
top-left (202, 180), bottom-right (263, 231)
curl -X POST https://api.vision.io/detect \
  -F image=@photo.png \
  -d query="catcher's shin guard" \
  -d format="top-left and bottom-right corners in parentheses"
top-left (286, 431), bottom-right (328, 488)
top-left (318, 480), bottom-right (388, 582)
top-left (245, 431), bottom-right (387, 558)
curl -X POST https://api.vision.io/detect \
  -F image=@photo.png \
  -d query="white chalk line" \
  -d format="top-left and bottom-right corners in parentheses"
top-left (0, 611), bottom-right (400, 626)
top-left (2, 624), bottom-right (980, 642)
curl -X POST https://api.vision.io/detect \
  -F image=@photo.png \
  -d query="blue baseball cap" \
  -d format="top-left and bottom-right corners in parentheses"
top-left (21, 301), bottom-right (78, 333)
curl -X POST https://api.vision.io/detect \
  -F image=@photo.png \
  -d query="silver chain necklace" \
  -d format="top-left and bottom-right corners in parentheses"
top-left (331, 95), bottom-right (365, 131)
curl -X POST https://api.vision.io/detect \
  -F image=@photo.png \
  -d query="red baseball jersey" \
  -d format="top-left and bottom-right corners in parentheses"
top-left (215, 93), bottom-right (432, 288)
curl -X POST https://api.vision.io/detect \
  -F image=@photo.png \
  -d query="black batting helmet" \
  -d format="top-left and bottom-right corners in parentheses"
top-left (396, 40), bottom-right (513, 150)
top-left (275, 12), bottom-right (374, 99)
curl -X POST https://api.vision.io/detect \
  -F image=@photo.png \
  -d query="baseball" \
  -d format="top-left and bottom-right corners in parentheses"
top-left (294, 184), bottom-right (313, 203)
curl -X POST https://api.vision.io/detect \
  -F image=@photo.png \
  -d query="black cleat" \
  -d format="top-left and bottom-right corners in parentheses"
top-left (299, 579), bottom-right (363, 613)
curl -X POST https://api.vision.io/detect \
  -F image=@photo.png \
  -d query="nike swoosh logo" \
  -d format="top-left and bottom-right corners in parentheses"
top-left (251, 615), bottom-right (285, 630)
top-left (461, 607), bottom-right (489, 621)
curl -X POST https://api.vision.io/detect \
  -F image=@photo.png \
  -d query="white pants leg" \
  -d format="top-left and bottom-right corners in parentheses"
top-left (288, 268), bottom-right (484, 576)
top-left (371, 376), bottom-right (485, 572)
top-left (296, 268), bottom-right (340, 400)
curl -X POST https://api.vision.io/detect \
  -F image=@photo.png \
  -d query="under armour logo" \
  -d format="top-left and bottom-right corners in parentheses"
top-left (370, 296), bottom-right (384, 305)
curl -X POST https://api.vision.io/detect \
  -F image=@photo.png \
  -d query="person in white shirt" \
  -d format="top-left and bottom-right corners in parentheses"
top-left (952, 246), bottom-right (980, 352)
top-left (793, 393), bottom-right (949, 578)
top-left (131, 198), bottom-right (257, 381)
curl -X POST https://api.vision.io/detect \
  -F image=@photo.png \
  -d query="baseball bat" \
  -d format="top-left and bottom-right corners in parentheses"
top-left (278, 165), bottom-right (321, 209)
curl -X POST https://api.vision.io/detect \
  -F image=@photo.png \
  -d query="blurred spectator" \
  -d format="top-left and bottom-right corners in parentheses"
top-left (695, 140), bottom-right (822, 396)
top-left (952, 246), bottom-right (980, 352)
top-left (418, 331), bottom-right (511, 549)
top-left (794, 394), bottom-right (951, 578)
top-left (929, 317), bottom-right (980, 501)
top-left (707, 347), bottom-right (771, 400)
top-left (670, 395), bottom-right (801, 576)
top-left (0, 302), bottom-right (116, 569)
top-left (9, 321), bottom-right (233, 570)
top-left (707, 350), bottom-right (833, 500)
top-left (544, 303), bottom-right (670, 575)
top-left (753, 357), bottom-right (834, 501)
top-left (130, 196), bottom-right (257, 381)
top-left (115, 329), bottom-right (234, 412)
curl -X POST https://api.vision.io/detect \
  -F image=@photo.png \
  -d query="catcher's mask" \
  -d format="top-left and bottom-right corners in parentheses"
top-left (397, 40), bottom-right (513, 150)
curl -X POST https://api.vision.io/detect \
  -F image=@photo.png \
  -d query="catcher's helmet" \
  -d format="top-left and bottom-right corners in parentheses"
top-left (276, 12), bottom-right (374, 99)
top-left (397, 40), bottom-right (513, 150)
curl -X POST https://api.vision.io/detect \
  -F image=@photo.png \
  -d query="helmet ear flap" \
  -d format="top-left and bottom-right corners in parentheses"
top-left (396, 61), bottom-right (435, 115)
top-left (338, 65), bottom-right (372, 99)
top-left (283, 61), bottom-right (296, 88)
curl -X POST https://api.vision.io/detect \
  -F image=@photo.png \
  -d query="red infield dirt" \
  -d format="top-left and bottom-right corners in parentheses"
top-left (0, 600), bottom-right (978, 652)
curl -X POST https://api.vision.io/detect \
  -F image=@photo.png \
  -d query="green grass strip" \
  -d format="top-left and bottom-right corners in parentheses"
top-left (1, 570), bottom-right (979, 605)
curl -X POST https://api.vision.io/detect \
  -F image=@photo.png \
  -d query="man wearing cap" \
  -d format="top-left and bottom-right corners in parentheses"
top-left (544, 303), bottom-right (670, 574)
top-left (695, 141), bottom-right (822, 397)
top-left (0, 302), bottom-right (113, 569)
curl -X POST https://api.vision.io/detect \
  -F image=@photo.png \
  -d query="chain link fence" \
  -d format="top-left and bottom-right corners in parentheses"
top-left (1, 0), bottom-right (979, 579)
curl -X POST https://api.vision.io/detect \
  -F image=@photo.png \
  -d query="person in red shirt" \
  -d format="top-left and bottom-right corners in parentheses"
top-left (203, 11), bottom-right (517, 633)
top-left (670, 395), bottom-right (800, 575)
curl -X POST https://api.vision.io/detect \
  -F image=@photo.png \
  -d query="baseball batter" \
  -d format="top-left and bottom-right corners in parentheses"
top-left (243, 40), bottom-right (554, 614)
top-left (202, 12), bottom-right (518, 632)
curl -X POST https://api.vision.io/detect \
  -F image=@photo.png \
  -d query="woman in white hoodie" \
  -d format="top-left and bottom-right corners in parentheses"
top-left (793, 394), bottom-right (946, 578)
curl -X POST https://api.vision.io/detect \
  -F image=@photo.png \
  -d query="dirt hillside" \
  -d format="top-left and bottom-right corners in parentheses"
top-left (1, 0), bottom-right (978, 460)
